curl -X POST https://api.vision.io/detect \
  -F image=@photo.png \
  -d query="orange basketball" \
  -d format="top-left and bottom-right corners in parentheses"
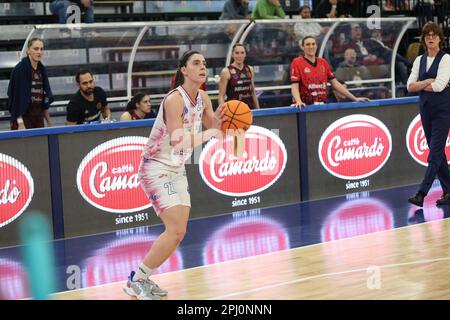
top-left (221, 100), bottom-right (253, 134)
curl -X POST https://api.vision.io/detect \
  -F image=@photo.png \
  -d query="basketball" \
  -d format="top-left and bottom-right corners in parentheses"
top-left (221, 100), bottom-right (253, 134)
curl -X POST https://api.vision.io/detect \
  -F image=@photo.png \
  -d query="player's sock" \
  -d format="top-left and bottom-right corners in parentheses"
top-left (135, 263), bottom-right (154, 281)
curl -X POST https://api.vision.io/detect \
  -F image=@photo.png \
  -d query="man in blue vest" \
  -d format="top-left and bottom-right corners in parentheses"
top-left (407, 22), bottom-right (450, 207)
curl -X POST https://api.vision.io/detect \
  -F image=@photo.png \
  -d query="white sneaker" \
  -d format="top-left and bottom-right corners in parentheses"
top-left (146, 278), bottom-right (168, 296)
top-left (123, 271), bottom-right (161, 300)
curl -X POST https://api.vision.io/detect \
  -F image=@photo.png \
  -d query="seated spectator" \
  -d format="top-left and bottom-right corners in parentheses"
top-left (66, 69), bottom-right (111, 125)
top-left (365, 29), bottom-right (410, 84)
top-left (335, 48), bottom-right (370, 85)
top-left (50, 0), bottom-right (94, 24)
top-left (341, 24), bottom-right (389, 78)
top-left (315, 0), bottom-right (345, 18)
top-left (251, 0), bottom-right (286, 19)
top-left (414, 0), bottom-right (434, 29)
top-left (120, 93), bottom-right (156, 121)
top-left (7, 38), bottom-right (54, 130)
top-left (219, 0), bottom-right (251, 20)
top-left (294, 5), bottom-right (329, 44)
top-left (290, 36), bottom-right (369, 107)
top-left (328, 82), bottom-right (352, 103)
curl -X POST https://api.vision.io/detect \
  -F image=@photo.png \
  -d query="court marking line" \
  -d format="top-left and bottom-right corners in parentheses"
top-left (52, 217), bottom-right (449, 296)
top-left (207, 256), bottom-right (450, 300)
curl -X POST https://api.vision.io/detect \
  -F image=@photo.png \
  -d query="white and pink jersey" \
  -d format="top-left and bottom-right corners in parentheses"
top-left (141, 86), bottom-right (204, 167)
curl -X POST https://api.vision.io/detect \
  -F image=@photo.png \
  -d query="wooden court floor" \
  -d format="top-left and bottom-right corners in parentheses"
top-left (54, 218), bottom-right (450, 300)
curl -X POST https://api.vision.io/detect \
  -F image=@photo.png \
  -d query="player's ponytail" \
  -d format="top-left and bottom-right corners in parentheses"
top-left (172, 50), bottom-right (200, 88)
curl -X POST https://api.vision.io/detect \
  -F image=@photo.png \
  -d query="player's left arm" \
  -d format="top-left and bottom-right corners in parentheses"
top-left (330, 78), bottom-right (370, 102)
top-left (249, 66), bottom-right (260, 109)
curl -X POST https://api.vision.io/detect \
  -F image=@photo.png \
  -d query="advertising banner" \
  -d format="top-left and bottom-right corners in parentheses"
top-left (59, 113), bottom-right (300, 237)
top-left (59, 127), bottom-right (158, 238)
top-left (0, 137), bottom-right (53, 247)
top-left (406, 113), bottom-right (450, 167)
top-left (188, 114), bottom-right (301, 219)
top-left (304, 103), bottom-right (427, 200)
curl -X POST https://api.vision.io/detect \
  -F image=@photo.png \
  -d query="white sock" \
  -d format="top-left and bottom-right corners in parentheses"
top-left (134, 263), bottom-right (154, 281)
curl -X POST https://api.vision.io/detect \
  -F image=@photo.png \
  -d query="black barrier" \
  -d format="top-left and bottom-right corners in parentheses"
top-left (188, 113), bottom-right (301, 219)
top-left (0, 136), bottom-right (53, 247)
top-left (55, 110), bottom-right (300, 238)
top-left (58, 127), bottom-right (160, 238)
top-left (0, 97), bottom-right (429, 244)
top-left (300, 97), bottom-right (427, 200)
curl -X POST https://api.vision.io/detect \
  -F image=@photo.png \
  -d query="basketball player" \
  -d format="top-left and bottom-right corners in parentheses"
top-left (218, 43), bottom-right (260, 109)
top-left (123, 51), bottom-right (226, 300)
top-left (290, 36), bottom-right (369, 108)
top-left (119, 92), bottom-right (155, 121)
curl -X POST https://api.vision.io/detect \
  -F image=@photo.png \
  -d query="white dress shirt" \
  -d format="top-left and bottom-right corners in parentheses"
top-left (407, 53), bottom-right (450, 92)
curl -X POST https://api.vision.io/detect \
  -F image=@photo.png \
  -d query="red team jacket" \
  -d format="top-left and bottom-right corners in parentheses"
top-left (290, 56), bottom-right (335, 105)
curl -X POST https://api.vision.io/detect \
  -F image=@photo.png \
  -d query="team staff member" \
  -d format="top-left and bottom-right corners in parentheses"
top-left (290, 36), bottom-right (369, 108)
top-left (66, 69), bottom-right (111, 125)
top-left (8, 38), bottom-right (54, 130)
top-left (218, 43), bottom-right (260, 109)
top-left (407, 22), bottom-right (450, 207)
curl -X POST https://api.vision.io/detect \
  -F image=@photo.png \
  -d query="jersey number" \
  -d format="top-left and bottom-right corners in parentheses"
top-left (164, 182), bottom-right (176, 195)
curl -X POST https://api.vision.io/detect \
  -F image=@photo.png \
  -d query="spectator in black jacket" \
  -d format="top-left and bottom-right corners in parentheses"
top-left (364, 29), bottom-right (410, 84)
top-left (219, 0), bottom-right (251, 19)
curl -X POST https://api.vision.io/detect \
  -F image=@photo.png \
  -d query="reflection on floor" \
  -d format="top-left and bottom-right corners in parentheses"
top-left (1, 182), bottom-right (449, 299)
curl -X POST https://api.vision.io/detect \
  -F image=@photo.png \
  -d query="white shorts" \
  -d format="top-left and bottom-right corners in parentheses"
top-left (138, 158), bottom-right (190, 216)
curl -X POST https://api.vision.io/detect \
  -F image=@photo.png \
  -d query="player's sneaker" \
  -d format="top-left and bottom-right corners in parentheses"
top-left (123, 271), bottom-right (161, 300)
top-left (146, 277), bottom-right (168, 296)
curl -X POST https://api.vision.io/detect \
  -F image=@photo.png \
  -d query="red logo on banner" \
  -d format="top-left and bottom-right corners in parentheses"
top-left (0, 259), bottom-right (29, 300)
top-left (203, 217), bottom-right (289, 264)
top-left (318, 115), bottom-right (392, 180)
top-left (199, 126), bottom-right (287, 196)
top-left (321, 198), bottom-right (394, 242)
top-left (0, 153), bottom-right (34, 228)
top-left (82, 235), bottom-right (183, 287)
top-left (76, 137), bottom-right (151, 213)
top-left (406, 114), bottom-right (450, 167)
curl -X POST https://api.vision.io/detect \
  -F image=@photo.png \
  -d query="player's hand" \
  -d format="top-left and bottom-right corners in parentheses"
top-left (213, 103), bottom-right (227, 130)
top-left (291, 101), bottom-right (306, 109)
top-left (354, 97), bottom-right (370, 102)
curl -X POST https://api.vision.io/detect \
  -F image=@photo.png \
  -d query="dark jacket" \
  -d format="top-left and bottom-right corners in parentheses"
top-left (7, 57), bottom-right (54, 121)
top-left (419, 50), bottom-right (450, 108)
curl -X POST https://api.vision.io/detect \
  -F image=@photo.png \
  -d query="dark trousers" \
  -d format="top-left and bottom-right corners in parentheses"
top-left (419, 102), bottom-right (450, 195)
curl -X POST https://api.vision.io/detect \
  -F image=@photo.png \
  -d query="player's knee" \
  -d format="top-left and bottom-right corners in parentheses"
top-left (168, 227), bottom-right (186, 243)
